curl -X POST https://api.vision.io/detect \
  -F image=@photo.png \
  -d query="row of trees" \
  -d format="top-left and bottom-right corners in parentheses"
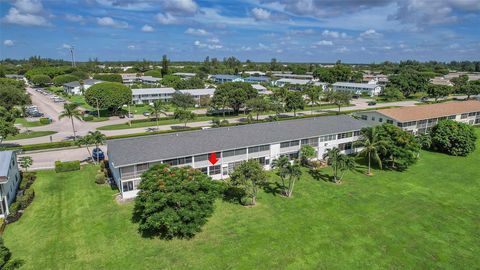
top-left (0, 78), bottom-right (30, 144)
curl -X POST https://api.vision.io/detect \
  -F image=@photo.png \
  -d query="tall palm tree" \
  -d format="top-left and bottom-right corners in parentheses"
top-left (304, 86), bottom-right (320, 114)
top-left (88, 131), bottom-right (106, 149)
top-left (286, 161), bottom-right (302, 197)
top-left (149, 100), bottom-right (168, 130)
top-left (59, 103), bottom-right (82, 141)
top-left (272, 156), bottom-right (290, 195)
top-left (76, 135), bottom-right (94, 162)
top-left (338, 155), bottom-right (356, 182)
top-left (354, 127), bottom-right (387, 175)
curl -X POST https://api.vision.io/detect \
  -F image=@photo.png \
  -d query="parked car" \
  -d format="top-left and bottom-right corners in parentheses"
top-left (92, 148), bottom-right (105, 162)
top-left (352, 95), bottom-right (360, 99)
top-left (367, 101), bottom-right (377, 106)
top-left (420, 97), bottom-right (429, 102)
top-left (143, 112), bottom-right (151, 117)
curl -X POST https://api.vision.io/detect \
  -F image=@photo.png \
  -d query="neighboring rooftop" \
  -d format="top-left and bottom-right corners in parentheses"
top-left (63, 79), bottom-right (103, 87)
top-left (131, 87), bottom-right (176, 95)
top-left (107, 115), bottom-right (370, 167)
top-left (0, 151), bottom-right (14, 181)
top-left (276, 78), bottom-right (312, 85)
top-left (179, 88), bottom-right (215, 96)
top-left (211, 74), bottom-right (242, 80)
top-left (375, 100), bottom-right (480, 122)
top-left (333, 82), bottom-right (379, 89)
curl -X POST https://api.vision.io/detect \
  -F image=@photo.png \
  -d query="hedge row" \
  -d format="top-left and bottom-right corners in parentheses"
top-left (55, 160), bottom-right (81, 173)
top-left (6, 172), bottom-right (37, 224)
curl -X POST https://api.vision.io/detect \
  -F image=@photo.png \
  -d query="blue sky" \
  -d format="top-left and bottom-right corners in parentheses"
top-left (1, 0), bottom-right (479, 63)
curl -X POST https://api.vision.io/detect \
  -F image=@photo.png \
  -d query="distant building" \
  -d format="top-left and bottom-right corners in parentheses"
top-left (210, 74), bottom-right (244, 84)
top-left (270, 72), bottom-right (313, 80)
top-left (178, 88), bottom-right (216, 106)
top-left (0, 151), bottom-right (21, 218)
top-left (332, 82), bottom-right (382, 96)
top-left (273, 78), bottom-right (311, 88)
top-left (244, 76), bottom-right (270, 83)
top-left (121, 74), bottom-right (139, 85)
top-left (173, 72), bottom-right (196, 79)
top-left (5, 74), bottom-right (26, 82)
top-left (63, 79), bottom-right (103, 95)
top-left (241, 71), bottom-right (266, 76)
top-left (252, 84), bottom-right (272, 95)
top-left (139, 76), bottom-right (161, 85)
top-left (131, 88), bottom-right (215, 105)
top-left (362, 74), bottom-right (389, 85)
top-left (355, 100), bottom-right (480, 135)
top-left (430, 77), bottom-right (453, 87)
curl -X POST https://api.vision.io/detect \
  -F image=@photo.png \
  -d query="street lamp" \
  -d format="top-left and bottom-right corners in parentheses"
top-left (122, 103), bottom-right (132, 126)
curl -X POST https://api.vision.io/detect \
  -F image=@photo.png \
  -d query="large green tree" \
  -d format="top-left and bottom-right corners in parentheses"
top-left (323, 148), bottom-right (355, 184)
top-left (427, 84), bottom-right (452, 102)
top-left (132, 164), bottom-right (219, 239)
top-left (30, 74), bottom-right (51, 86)
top-left (230, 159), bottom-right (267, 205)
top-left (246, 97), bottom-right (270, 120)
top-left (174, 109), bottom-right (196, 127)
top-left (303, 86), bottom-right (321, 113)
top-left (375, 124), bottom-right (420, 170)
top-left (460, 81), bottom-right (480, 99)
top-left (171, 92), bottom-right (196, 109)
top-left (324, 90), bottom-right (352, 113)
top-left (52, 74), bottom-right (79, 86)
top-left (0, 78), bottom-right (29, 110)
top-left (388, 71), bottom-right (429, 98)
top-left (285, 91), bottom-right (305, 116)
top-left (92, 73), bottom-right (123, 83)
top-left (430, 120), bottom-right (477, 156)
top-left (212, 82), bottom-right (257, 114)
top-left (85, 82), bottom-right (132, 114)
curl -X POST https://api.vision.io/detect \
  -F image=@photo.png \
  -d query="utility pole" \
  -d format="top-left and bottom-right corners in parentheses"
top-left (69, 46), bottom-right (76, 68)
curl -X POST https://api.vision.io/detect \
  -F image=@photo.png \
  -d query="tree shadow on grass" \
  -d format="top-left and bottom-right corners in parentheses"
top-left (262, 182), bottom-right (283, 197)
top-left (308, 169), bottom-right (335, 182)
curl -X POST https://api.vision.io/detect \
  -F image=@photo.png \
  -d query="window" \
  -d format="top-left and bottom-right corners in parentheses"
top-left (227, 161), bottom-right (243, 174)
top-left (301, 137), bottom-right (319, 147)
top-left (397, 122), bottom-right (403, 127)
top-left (338, 142), bottom-right (352, 151)
top-left (209, 165), bottom-right (221, 175)
top-left (197, 167), bottom-right (208, 174)
top-left (353, 131), bottom-right (361, 136)
top-left (361, 115), bottom-right (367, 120)
top-left (122, 181), bottom-right (134, 192)
top-left (371, 117), bottom-right (375, 121)
top-left (163, 156), bottom-right (192, 166)
top-left (320, 134), bottom-right (336, 142)
top-left (249, 145), bottom-right (270, 153)
top-left (337, 132), bottom-right (353, 139)
top-left (461, 113), bottom-right (468, 119)
top-left (194, 154), bottom-right (208, 162)
top-left (280, 140), bottom-right (300, 148)
top-left (379, 118), bottom-right (383, 122)
top-left (136, 163), bottom-right (149, 172)
top-left (468, 112), bottom-right (476, 117)
top-left (251, 157), bottom-right (268, 165)
top-left (448, 115), bottom-right (456, 120)
top-left (223, 148), bottom-right (247, 158)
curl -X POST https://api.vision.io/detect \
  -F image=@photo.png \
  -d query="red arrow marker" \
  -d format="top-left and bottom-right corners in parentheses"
top-left (209, 152), bottom-right (219, 165)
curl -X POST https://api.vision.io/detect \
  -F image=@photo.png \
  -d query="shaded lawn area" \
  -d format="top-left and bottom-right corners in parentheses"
top-left (96, 115), bottom-right (214, 130)
top-left (3, 132), bottom-right (480, 269)
top-left (15, 118), bottom-right (50, 128)
top-left (5, 131), bottom-right (57, 141)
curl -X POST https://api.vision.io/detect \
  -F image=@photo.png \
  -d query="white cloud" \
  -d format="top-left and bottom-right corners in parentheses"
top-left (359, 29), bottom-right (382, 39)
top-left (96, 17), bottom-right (129, 28)
top-left (315, 40), bottom-right (333, 46)
top-left (3, 40), bottom-right (14, 46)
top-left (13, 0), bottom-right (44, 14)
top-left (141, 24), bottom-right (154, 32)
top-left (127, 45), bottom-right (136, 50)
top-left (156, 13), bottom-right (178, 24)
top-left (163, 0), bottom-right (198, 15)
top-left (65, 14), bottom-right (84, 23)
top-left (322, 30), bottom-right (347, 39)
top-left (194, 39), bottom-right (223, 50)
top-left (335, 46), bottom-right (349, 53)
top-left (185, 28), bottom-right (209, 36)
top-left (62, 44), bottom-right (72, 49)
top-left (3, 7), bottom-right (50, 26)
top-left (251, 7), bottom-right (271, 20)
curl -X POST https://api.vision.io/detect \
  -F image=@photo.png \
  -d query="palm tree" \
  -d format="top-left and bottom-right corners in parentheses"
top-left (89, 131), bottom-right (106, 149)
top-left (304, 86), bottom-right (320, 114)
top-left (323, 148), bottom-right (356, 184)
top-left (354, 127), bottom-right (387, 175)
top-left (59, 103), bottom-right (82, 141)
top-left (76, 135), bottom-right (94, 162)
top-left (272, 156), bottom-right (290, 195)
top-left (148, 100), bottom-right (168, 130)
top-left (286, 161), bottom-right (302, 197)
top-left (337, 155), bottom-right (356, 182)
top-left (18, 156), bottom-right (33, 172)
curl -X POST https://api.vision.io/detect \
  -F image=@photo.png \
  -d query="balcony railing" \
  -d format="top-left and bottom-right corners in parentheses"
top-left (121, 170), bottom-right (148, 180)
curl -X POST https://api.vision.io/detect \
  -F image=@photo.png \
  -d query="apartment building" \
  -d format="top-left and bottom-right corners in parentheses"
top-left (131, 88), bottom-right (215, 105)
top-left (63, 79), bottom-right (103, 95)
top-left (355, 100), bottom-right (480, 134)
top-left (210, 74), bottom-right (244, 84)
top-left (107, 115), bottom-right (370, 198)
top-left (0, 151), bottom-right (21, 218)
top-left (243, 76), bottom-right (270, 83)
top-left (332, 82), bottom-right (382, 96)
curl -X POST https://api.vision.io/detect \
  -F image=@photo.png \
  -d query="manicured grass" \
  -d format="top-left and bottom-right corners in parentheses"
top-left (3, 131), bottom-right (480, 269)
top-left (5, 131), bottom-right (57, 140)
top-left (15, 118), bottom-right (49, 127)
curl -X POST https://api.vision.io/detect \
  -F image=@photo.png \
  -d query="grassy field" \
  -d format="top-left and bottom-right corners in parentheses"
top-left (97, 115), bottom-right (214, 130)
top-left (3, 131), bottom-right (480, 269)
top-left (5, 131), bottom-right (57, 141)
top-left (15, 118), bottom-right (50, 128)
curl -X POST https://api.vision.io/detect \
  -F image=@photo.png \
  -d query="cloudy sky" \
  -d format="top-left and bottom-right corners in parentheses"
top-left (1, 0), bottom-right (479, 63)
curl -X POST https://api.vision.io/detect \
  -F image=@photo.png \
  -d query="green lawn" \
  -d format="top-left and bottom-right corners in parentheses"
top-left (97, 116), bottom-right (215, 130)
top-left (5, 131), bottom-right (57, 140)
top-left (15, 118), bottom-right (50, 128)
top-left (3, 131), bottom-right (480, 269)
top-left (67, 95), bottom-right (95, 111)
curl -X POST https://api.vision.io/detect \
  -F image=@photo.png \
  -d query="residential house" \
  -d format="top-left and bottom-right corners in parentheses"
top-left (252, 84), bottom-right (272, 95)
top-left (173, 72), bottom-right (196, 79)
top-left (0, 151), bottom-right (21, 218)
top-left (332, 82), bottom-right (382, 96)
top-left (244, 76), bottom-right (270, 84)
top-left (355, 100), bottom-right (480, 134)
top-left (273, 78), bottom-right (312, 89)
top-left (121, 74), bottom-right (139, 85)
top-left (63, 79), bottom-right (103, 95)
top-left (210, 74), bottom-right (244, 84)
top-left (178, 88), bottom-right (216, 106)
top-left (271, 72), bottom-right (313, 80)
top-left (139, 76), bottom-right (161, 85)
top-left (107, 115), bottom-right (370, 198)
top-left (131, 88), bottom-right (176, 104)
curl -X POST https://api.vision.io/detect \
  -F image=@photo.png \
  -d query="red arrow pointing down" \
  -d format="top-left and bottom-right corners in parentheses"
top-left (209, 152), bottom-right (219, 165)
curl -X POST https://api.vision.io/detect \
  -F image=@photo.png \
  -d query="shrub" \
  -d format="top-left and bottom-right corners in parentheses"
top-left (55, 160), bottom-right (81, 173)
top-left (92, 73), bottom-right (123, 83)
top-left (30, 74), bottom-right (51, 86)
top-left (8, 202), bottom-right (21, 216)
top-left (39, 117), bottom-right (50, 124)
top-left (82, 114), bottom-right (94, 121)
top-left (19, 172), bottom-right (36, 190)
top-left (95, 173), bottom-right (106, 184)
top-left (17, 189), bottom-right (35, 209)
top-left (430, 120), bottom-right (477, 156)
top-left (52, 74), bottom-right (79, 86)
top-left (144, 70), bottom-right (162, 78)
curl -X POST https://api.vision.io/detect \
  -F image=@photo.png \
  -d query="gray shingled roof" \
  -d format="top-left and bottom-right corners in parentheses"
top-left (0, 151), bottom-right (13, 180)
top-left (107, 115), bottom-right (370, 167)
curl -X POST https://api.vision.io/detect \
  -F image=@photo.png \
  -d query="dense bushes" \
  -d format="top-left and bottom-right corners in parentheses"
top-left (93, 73), bottom-right (123, 83)
top-left (39, 117), bottom-right (50, 124)
top-left (430, 120), bottom-right (477, 156)
top-left (6, 172), bottom-right (37, 224)
top-left (30, 74), bottom-right (51, 86)
top-left (375, 124), bottom-right (420, 170)
top-left (52, 74), bottom-right (79, 86)
top-left (55, 160), bottom-right (81, 173)
top-left (82, 114), bottom-right (94, 121)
